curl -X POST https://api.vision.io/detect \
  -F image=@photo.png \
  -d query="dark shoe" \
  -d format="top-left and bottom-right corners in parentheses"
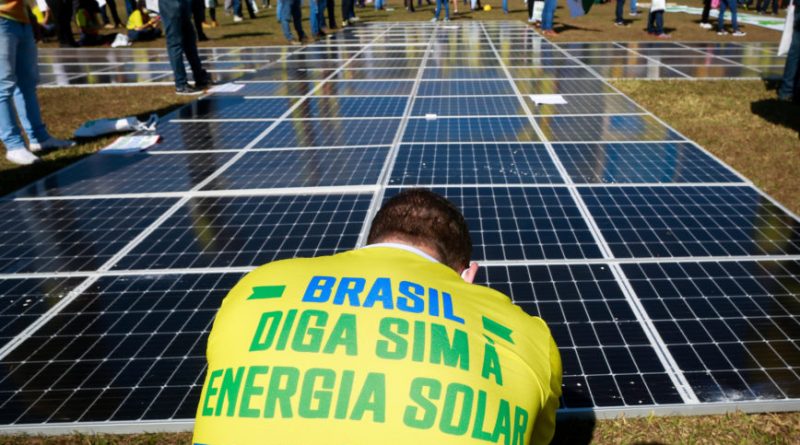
top-left (176, 85), bottom-right (204, 95)
top-left (195, 75), bottom-right (215, 90)
top-left (59, 42), bottom-right (79, 48)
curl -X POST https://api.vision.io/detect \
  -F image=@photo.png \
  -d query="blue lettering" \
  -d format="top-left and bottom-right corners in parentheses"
top-left (302, 276), bottom-right (336, 303)
top-left (363, 277), bottom-right (394, 310)
top-left (442, 292), bottom-right (465, 324)
top-left (398, 281), bottom-right (425, 313)
top-left (333, 277), bottom-right (366, 307)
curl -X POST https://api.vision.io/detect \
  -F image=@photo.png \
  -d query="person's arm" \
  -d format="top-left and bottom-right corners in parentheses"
top-left (529, 334), bottom-right (563, 445)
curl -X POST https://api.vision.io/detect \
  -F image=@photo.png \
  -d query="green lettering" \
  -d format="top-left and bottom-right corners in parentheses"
top-left (376, 317), bottom-right (408, 359)
top-left (276, 309), bottom-right (297, 351)
top-left (249, 311), bottom-right (282, 351)
top-left (216, 366), bottom-right (245, 417)
top-left (351, 373), bottom-right (386, 422)
top-left (512, 406), bottom-right (529, 445)
top-left (323, 313), bottom-right (358, 355)
top-left (299, 368), bottom-right (335, 419)
top-left (239, 366), bottom-right (268, 418)
top-left (440, 383), bottom-right (473, 436)
top-left (334, 370), bottom-right (355, 419)
top-left (481, 343), bottom-right (503, 385)
top-left (292, 310), bottom-right (327, 353)
top-left (201, 369), bottom-right (223, 416)
top-left (404, 377), bottom-right (440, 429)
top-left (264, 366), bottom-right (300, 418)
top-left (471, 390), bottom-right (494, 441)
top-left (412, 321), bottom-right (426, 362)
top-left (492, 400), bottom-right (511, 445)
top-left (430, 325), bottom-right (470, 371)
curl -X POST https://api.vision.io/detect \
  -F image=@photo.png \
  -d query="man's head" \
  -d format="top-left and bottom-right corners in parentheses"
top-left (367, 189), bottom-right (473, 273)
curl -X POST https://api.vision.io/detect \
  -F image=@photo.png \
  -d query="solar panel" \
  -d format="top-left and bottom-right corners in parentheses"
top-left (112, 194), bottom-right (371, 270)
top-left (6, 22), bottom-right (800, 434)
top-left (389, 143), bottom-right (562, 185)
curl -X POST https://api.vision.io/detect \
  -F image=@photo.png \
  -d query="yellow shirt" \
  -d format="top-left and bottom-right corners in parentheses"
top-left (126, 9), bottom-right (143, 30)
top-left (193, 246), bottom-right (562, 445)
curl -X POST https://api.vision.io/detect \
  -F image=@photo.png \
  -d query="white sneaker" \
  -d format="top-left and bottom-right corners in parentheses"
top-left (29, 137), bottom-right (75, 153)
top-left (430, 17), bottom-right (438, 22)
top-left (629, 11), bottom-right (638, 16)
top-left (732, 30), bottom-right (746, 36)
top-left (717, 31), bottom-right (729, 35)
top-left (6, 149), bottom-right (40, 165)
top-left (233, 15), bottom-right (244, 22)
top-left (699, 22), bottom-right (712, 29)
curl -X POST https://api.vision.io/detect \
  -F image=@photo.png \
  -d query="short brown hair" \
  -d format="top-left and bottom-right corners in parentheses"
top-left (367, 189), bottom-right (472, 271)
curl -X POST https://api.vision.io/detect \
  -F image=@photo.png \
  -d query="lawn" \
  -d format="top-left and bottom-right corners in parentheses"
top-left (1, 3), bottom-right (797, 444)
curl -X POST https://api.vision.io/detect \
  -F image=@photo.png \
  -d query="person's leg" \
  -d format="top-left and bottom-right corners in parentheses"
top-left (245, 0), bottom-right (256, 17)
top-left (434, 0), bottom-right (441, 18)
top-left (656, 10), bottom-right (664, 34)
top-left (125, 0), bottom-right (136, 15)
top-left (99, 5), bottom-right (111, 25)
top-left (701, 0), bottom-right (711, 22)
top-left (444, 0), bottom-right (449, 18)
top-left (310, 0), bottom-right (319, 34)
top-left (107, 0), bottom-right (124, 26)
top-left (542, 0), bottom-right (555, 30)
top-left (730, 0), bottom-right (738, 31)
top-left (291, 0), bottom-right (305, 39)
top-left (615, 0), bottom-right (624, 23)
top-left (629, 0), bottom-right (637, 13)
top-left (317, 0), bottom-right (326, 28)
top-left (127, 29), bottom-right (141, 41)
top-left (277, 0), bottom-right (295, 39)
top-left (327, 0), bottom-right (336, 27)
top-left (232, 0), bottom-right (243, 17)
top-left (502, 0), bottom-right (508, 13)
top-left (770, 0), bottom-right (778, 13)
top-left (778, 8), bottom-right (800, 99)
top-left (179, 0), bottom-right (208, 83)
top-left (160, 0), bottom-right (189, 88)
top-left (718, 0), bottom-right (727, 32)
top-left (646, 11), bottom-right (654, 32)
top-left (527, 0), bottom-right (533, 18)
top-left (192, 0), bottom-right (208, 39)
top-left (0, 19), bottom-right (28, 151)
top-left (209, 6), bottom-right (217, 20)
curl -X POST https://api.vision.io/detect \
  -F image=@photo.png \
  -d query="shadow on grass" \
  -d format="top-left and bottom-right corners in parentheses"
top-left (751, 98), bottom-right (800, 139)
top-left (217, 31), bottom-right (274, 39)
top-left (553, 23), bottom-right (602, 34)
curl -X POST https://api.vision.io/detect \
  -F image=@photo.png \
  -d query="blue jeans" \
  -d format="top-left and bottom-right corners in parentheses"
top-left (278, 0), bottom-right (305, 40)
top-left (778, 5), bottom-right (800, 99)
top-left (630, 0), bottom-right (637, 12)
top-left (718, 0), bottom-right (739, 32)
top-left (434, 0), bottom-right (449, 18)
top-left (233, 0), bottom-right (256, 17)
top-left (541, 0), bottom-right (556, 30)
top-left (615, 0), bottom-right (625, 22)
top-left (502, 0), bottom-right (508, 12)
top-left (647, 10), bottom-right (663, 34)
top-left (0, 18), bottom-right (49, 151)
top-left (310, 0), bottom-right (325, 34)
top-left (375, 0), bottom-right (384, 9)
top-left (128, 28), bottom-right (163, 41)
top-left (159, 0), bottom-right (207, 88)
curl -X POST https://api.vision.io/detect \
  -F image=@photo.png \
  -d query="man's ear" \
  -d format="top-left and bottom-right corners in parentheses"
top-left (460, 261), bottom-right (479, 284)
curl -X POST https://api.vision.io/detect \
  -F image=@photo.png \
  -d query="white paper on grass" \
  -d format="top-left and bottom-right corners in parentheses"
top-left (101, 135), bottom-right (161, 153)
top-left (209, 83), bottom-right (246, 93)
top-left (529, 94), bottom-right (568, 105)
top-left (779, 4), bottom-right (795, 57)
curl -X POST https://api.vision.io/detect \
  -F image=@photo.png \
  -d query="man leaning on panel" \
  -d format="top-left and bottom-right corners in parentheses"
top-left (193, 188), bottom-right (562, 445)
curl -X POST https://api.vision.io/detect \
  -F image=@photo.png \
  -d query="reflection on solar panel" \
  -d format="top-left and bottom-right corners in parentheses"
top-left (3, 22), bottom-right (799, 434)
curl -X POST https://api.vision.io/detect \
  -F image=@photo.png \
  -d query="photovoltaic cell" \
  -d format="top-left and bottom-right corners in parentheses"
top-left (389, 143), bottom-right (563, 185)
top-left (402, 117), bottom-right (540, 143)
top-left (171, 97), bottom-right (297, 120)
top-left (0, 278), bottom-right (85, 344)
top-left (256, 119), bottom-right (401, 148)
top-left (477, 264), bottom-right (684, 408)
top-left (290, 96), bottom-right (409, 118)
top-left (153, 121), bottom-right (272, 151)
top-left (16, 152), bottom-right (235, 197)
top-left (536, 115), bottom-right (684, 142)
top-left (386, 187), bottom-right (603, 260)
top-left (203, 147), bottom-right (388, 190)
top-left (416, 80), bottom-right (515, 96)
top-left (412, 96), bottom-right (526, 116)
top-left (0, 197), bottom-right (177, 274)
top-left (623, 260), bottom-right (800, 402)
top-left (222, 82), bottom-right (319, 97)
top-left (515, 79), bottom-right (618, 95)
top-left (423, 67), bottom-right (507, 79)
top-left (0, 273), bottom-right (243, 424)
top-left (314, 80), bottom-right (414, 96)
top-left (527, 94), bottom-right (645, 116)
top-left (580, 185), bottom-right (800, 258)
top-left (113, 194), bottom-right (371, 270)
top-left (554, 142), bottom-right (744, 184)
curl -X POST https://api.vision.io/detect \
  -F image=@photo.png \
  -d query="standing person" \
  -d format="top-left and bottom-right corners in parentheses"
top-left (614, 0), bottom-right (628, 25)
top-left (191, 0), bottom-right (208, 40)
top-left (310, 0), bottom-right (325, 37)
top-left (325, 0), bottom-right (335, 28)
top-left (647, 0), bottom-right (669, 38)
top-left (159, 0), bottom-right (213, 94)
top-left (49, 0), bottom-right (79, 46)
top-left (98, 0), bottom-right (124, 28)
top-left (1, 0), bottom-right (74, 165)
top-left (431, 0), bottom-right (449, 21)
top-left (527, 0), bottom-right (542, 25)
top-left (231, 0), bottom-right (255, 20)
top-left (203, 0), bottom-right (218, 27)
top-left (699, 0), bottom-right (713, 28)
top-left (191, 189), bottom-right (563, 445)
top-left (277, 0), bottom-right (306, 43)
top-left (717, 0), bottom-right (746, 35)
top-left (540, 0), bottom-right (556, 35)
top-left (778, 0), bottom-right (799, 101)
top-left (374, 0), bottom-right (382, 10)
top-left (341, 0), bottom-right (353, 26)
top-left (629, 0), bottom-right (638, 15)
top-left (404, 0), bottom-right (414, 11)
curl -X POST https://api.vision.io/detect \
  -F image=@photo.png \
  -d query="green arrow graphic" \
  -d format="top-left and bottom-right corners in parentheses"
top-left (248, 285), bottom-right (286, 300)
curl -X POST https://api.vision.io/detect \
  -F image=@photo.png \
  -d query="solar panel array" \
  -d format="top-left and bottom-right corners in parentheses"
top-left (3, 22), bottom-right (798, 434)
top-left (37, 40), bottom-right (785, 87)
